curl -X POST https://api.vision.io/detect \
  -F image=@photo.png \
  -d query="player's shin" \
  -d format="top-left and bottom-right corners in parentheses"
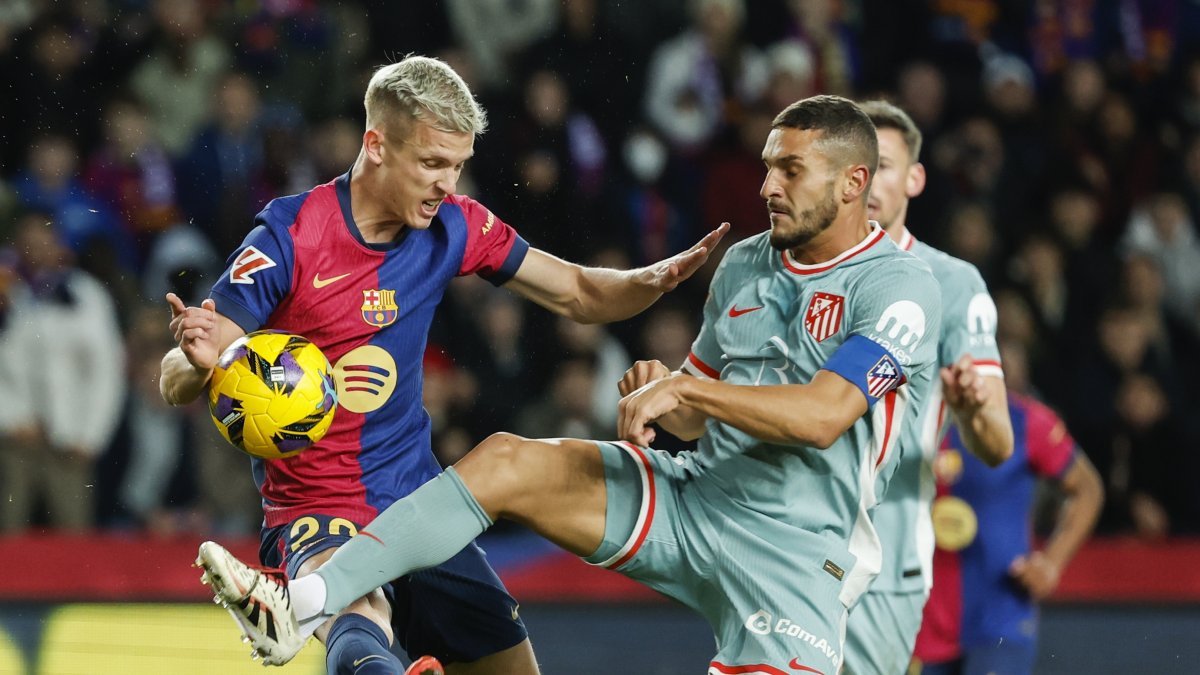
top-left (324, 614), bottom-right (404, 674)
top-left (315, 468), bottom-right (493, 614)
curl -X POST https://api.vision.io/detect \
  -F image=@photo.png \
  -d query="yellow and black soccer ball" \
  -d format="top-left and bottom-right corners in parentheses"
top-left (207, 331), bottom-right (337, 460)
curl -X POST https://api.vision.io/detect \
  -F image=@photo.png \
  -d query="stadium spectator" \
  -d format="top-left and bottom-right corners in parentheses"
top-left (643, 0), bottom-right (768, 152)
top-left (0, 214), bottom-right (125, 532)
top-left (11, 135), bottom-right (135, 271)
top-left (84, 96), bottom-right (181, 244)
top-left (129, 0), bottom-right (231, 156)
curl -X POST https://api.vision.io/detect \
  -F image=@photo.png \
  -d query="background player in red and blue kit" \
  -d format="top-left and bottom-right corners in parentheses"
top-left (160, 55), bottom-right (726, 675)
top-left (913, 340), bottom-right (1103, 675)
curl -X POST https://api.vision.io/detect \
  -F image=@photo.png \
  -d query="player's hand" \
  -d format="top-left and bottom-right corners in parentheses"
top-left (167, 293), bottom-right (221, 371)
top-left (940, 354), bottom-right (990, 413)
top-left (618, 373), bottom-right (689, 446)
top-left (1009, 550), bottom-right (1061, 600)
top-left (643, 222), bottom-right (729, 292)
top-left (619, 360), bottom-right (672, 397)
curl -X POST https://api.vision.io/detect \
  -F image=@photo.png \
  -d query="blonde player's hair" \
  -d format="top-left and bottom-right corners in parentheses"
top-left (364, 55), bottom-right (488, 139)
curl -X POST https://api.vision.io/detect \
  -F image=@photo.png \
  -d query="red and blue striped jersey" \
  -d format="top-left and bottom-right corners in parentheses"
top-left (914, 392), bottom-right (1076, 661)
top-left (208, 173), bottom-right (528, 527)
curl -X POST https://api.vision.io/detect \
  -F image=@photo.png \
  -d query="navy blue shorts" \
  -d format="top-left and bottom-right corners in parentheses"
top-left (260, 513), bottom-right (528, 664)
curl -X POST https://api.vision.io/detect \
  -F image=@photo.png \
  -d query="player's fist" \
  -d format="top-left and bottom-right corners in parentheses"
top-left (1009, 550), bottom-right (1061, 600)
top-left (166, 293), bottom-right (221, 371)
top-left (619, 360), bottom-right (672, 397)
top-left (940, 354), bottom-right (989, 412)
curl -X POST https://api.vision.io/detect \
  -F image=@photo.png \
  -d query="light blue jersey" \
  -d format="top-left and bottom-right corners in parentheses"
top-left (874, 232), bottom-right (1003, 595)
top-left (844, 230), bottom-right (1002, 675)
top-left (680, 225), bottom-right (942, 606)
top-left (585, 225), bottom-right (943, 673)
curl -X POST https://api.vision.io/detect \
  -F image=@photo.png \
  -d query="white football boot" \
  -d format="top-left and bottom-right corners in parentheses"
top-left (196, 540), bottom-right (306, 665)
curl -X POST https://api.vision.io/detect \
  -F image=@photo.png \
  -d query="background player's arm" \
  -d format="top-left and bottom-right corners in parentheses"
top-left (942, 355), bottom-right (1013, 466)
top-left (1010, 453), bottom-right (1103, 599)
top-left (619, 369), bottom-right (867, 448)
top-left (618, 360), bottom-right (708, 442)
top-left (504, 224), bottom-right (727, 324)
top-left (160, 294), bottom-right (246, 405)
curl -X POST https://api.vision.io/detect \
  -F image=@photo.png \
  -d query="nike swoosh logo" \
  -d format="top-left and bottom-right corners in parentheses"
top-left (728, 305), bottom-right (763, 318)
top-left (313, 272), bottom-right (351, 289)
top-left (352, 655), bottom-right (386, 668)
top-left (787, 659), bottom-right (825, 674)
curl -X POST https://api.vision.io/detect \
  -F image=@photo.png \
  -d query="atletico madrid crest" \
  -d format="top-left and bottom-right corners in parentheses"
top-left (804, 292), bottom-right (844, 342)
top-left (361, 289), bottom-right (398, 327)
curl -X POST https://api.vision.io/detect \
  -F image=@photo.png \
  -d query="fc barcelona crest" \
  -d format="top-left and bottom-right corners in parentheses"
top-left (804, 292), bottom-right (844, 342)
top-left (361, 289), bottom-right (399, 328)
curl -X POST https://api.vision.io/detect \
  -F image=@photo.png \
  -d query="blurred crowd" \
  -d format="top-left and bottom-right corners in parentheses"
top-left (1, 0), bottom-right (1199, 541)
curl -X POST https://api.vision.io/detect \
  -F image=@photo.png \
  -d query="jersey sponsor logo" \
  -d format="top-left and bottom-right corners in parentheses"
top-left (804, 292), bottom-right (844, 342)
top-left (312, 271), bottom-right (351, 289)
top-left (229, 246), bottom-right (276, 284)
top-left (743, 609), bottom-right (841, 670)
top-left (967, 293), bottom-right (998, 347)
top-left (333, 345), bottom-right (397, 414)
top-left (873, 300), bottom-right (926, 347)
top-left (482, 209), bottom-right (495, 235)
top-left (866, 354), bottom-right (903, 398)
top-left (361, 289), bottom-right (398, 327)
top-left (728, 304), bottom-right (763, 318)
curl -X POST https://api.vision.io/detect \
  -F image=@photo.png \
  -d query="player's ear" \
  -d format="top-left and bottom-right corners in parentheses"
top-left (906, 162), bottom-right (927, 199)
top-left (844, 164), bottom-right (870, 203)
top-left (363, 128), bottom-right (385, 166)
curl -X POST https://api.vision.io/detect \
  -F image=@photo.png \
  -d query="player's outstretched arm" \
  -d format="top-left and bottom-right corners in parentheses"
top-left (1009, 453), bottom-right (1103, 599)
top-left (505, 223), bottom-right (729, 324)
top-left (618, 360), bottom-right (708, 442)
top-left (941, 354), bottom-right (1013, 466)
top-left (160, 293), bottom-right (246, 405)
top-left (619, 369), bottom-right (867, 448)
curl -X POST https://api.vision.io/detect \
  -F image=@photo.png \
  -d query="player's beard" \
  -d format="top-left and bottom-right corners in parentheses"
top-left (769, 178), bottom-right (839, 251)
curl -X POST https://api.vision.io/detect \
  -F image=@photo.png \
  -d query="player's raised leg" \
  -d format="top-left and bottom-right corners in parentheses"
top-left (314, 433), bottom-right (609, 617)
top-left (199, 433), bottom-right (603, 670)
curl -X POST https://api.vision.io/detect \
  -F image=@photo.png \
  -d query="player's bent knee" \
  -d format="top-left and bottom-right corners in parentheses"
top-left (470, 432), bottom-right (541, 476)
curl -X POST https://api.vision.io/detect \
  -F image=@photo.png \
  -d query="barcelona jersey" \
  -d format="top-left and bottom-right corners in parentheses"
top-left (208, 173), bottom-right (528, 528)
top-left (914, 393), bottom-right (1077, 662)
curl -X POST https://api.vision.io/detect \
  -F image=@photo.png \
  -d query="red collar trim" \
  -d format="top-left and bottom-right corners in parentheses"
top-left (781, 225), bottom-right (887, 276)
top-left (898, 228), bottom-right (916, 251)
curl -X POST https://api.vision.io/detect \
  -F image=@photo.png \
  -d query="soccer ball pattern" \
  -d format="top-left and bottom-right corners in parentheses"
top-left (208, 331), bottom-right (338, 460)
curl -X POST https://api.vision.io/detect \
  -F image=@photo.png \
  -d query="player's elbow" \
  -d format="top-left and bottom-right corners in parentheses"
top-left (800, 418), bottom-right (846, 450)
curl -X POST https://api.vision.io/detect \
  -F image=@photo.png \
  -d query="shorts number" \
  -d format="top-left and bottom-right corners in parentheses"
top-left (289, 516), bottom-right (359, 552)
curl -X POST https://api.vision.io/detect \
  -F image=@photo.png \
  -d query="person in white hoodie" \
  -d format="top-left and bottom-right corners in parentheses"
top-left (0, 212), bottom-right (125, 532)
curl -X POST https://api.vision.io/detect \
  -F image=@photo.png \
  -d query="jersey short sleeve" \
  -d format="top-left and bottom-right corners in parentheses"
top-left (209, 219), bottom-right (295, 333)
top-left (822, 259), bottom-right (941, 406)
top-left (939, 262), bottom-right (1002, 378)
top-left (1023, 398), bottom-right (1077, 479)
top-left (455, 196), bottom-right (529, 285)
top-left (682, 254), bottom-right (731, 379)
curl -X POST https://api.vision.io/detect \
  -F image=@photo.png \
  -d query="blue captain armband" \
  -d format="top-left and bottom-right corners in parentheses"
top-left (821, 335), bottom-right (906, 406)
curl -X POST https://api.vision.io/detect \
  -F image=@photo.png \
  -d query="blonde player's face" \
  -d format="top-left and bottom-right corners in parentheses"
top-left (868, 128), bottom-right (923, 231)
top-left (382, 119), bottom-right (474, 229)
top-left (760, 127), bottom-right (840, 251)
